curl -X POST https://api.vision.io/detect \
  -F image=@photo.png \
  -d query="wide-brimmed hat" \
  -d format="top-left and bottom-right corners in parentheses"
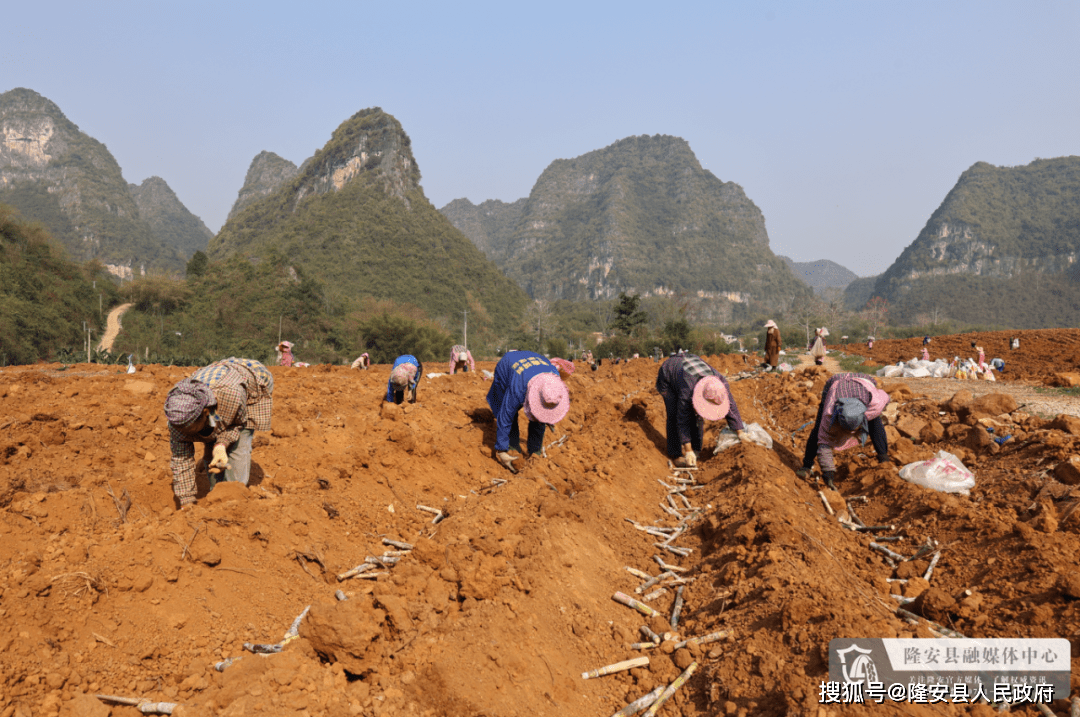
top-left (763, 320), bottom-right (777, 330)
top-left (390, 364), bottom-right (414, 388)
top-left (525, 373), bottom-right (569, 424)
top-left (277, 341), bottom-right (294, 351)
top-left (820, 328), bottom-right (830, 337)
top-left (550, 358), bottom-right (575, 376)
top-left (692, 376), bottom-right (730, 421)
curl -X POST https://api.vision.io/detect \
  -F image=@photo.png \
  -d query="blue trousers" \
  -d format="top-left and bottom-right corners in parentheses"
top-left (506, 410), bottom-right (547, 455)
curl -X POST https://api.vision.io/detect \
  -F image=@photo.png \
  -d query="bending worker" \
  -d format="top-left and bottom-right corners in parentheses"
top-left (656, 353), bottom-right (746, 467)
top-left (797, 373), bottom-right (891, 490)
top-left (386, 354), bottom-right (423, 404)
top-left (164, 357), bottom-right (274, 507)
top-left (487, 350), bottom-right (570, 471)
top-left (449, 345), bottom-right (475, 374)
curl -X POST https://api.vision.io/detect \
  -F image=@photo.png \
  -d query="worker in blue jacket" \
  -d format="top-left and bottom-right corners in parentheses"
top-left (486, 350), bottom-right (570, 471)
top-left (385, 355), bottom-right (423, 404)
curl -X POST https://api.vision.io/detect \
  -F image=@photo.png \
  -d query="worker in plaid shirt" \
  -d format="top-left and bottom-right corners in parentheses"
top-left (656, 353), bottom-right (746, 467)
top-left (164, 357), bottom-right (274, 507)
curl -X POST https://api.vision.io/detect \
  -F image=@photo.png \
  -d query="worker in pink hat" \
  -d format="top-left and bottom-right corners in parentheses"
top-left (656, 353), bottom-right (747, 467)
top-left (487, 350), bottom-right (570, 471)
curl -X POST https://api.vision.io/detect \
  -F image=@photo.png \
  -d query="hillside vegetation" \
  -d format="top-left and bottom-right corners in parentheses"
top-left (440, 135), bottom-right (813, 316)
top-left (0, 205), bottom-right (120, 365)
top-left (873, 157), bottom-right (1080, 326)
top-left (212, 108), bottom-right (529, 340)
top-left (0, 88), bottom-right (189, 274)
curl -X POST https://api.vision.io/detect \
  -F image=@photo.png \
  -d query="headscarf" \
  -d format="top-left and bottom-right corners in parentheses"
top-left (164, 378), bottom-right (215, 427)
top-left (834, 397), bottom-right (869, 443)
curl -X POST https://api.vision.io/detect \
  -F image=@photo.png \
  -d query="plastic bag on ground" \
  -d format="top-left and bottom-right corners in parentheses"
top-left (741, 422), bottom-right (773, 449)
top-left (902, 367), bottom-right (931, 378)
top-left (713, 428), bottom-right (740, 454)
top-left (713, 422), bottom-right (774, 454)
top-left (778, 362), bottom-right (793, 372)
top-left (877, 365), bottom-right (903, 378)
top-left (898, 450), bottom-right (975, 495)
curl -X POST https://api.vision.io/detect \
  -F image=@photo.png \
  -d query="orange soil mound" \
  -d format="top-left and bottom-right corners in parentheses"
top-left (1, 356), bottom-right (1079, 716)
top-left (840, 328), bottom-right (1080, 383)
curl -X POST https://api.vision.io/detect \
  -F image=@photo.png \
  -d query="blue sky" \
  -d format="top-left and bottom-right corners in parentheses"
top-left (5, 1), bottom-right (1079, 276)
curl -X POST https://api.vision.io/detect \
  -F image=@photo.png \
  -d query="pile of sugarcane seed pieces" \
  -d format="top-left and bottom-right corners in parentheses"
top-left (822, 493), bottom-right (960, 637)
top-left (580, 464), bottom-right (733, 717)
top-left (335, 537), bottom-right (414, 582)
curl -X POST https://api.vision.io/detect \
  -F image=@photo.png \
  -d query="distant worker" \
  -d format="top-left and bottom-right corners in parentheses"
top-left (922, 335), bottom-right (931, 346)
top-left (386, 354), bottom-right (422, 404)
top-left (351, 353), bottom-right (370, 370)
top-left (763, 320), bottom-right (781, 370)
top-left (809, 328), bottom-right (828, 366)
top-left (867, 336), bottom-right (875, 349)
top-left (797, 373), bottom-right (890, 490)
top-left (276, 341), bottom-right (295, 367)
top-left (921, 345), bottom-right (930, 362)
top-left (449, 344), bottom-right (475, 374)
top-left (656, 353), bottom-right (747, 467)
top-left (487, 350), bottom-right (570, 472)
top-left (164, 358), bottom-right (274, 508)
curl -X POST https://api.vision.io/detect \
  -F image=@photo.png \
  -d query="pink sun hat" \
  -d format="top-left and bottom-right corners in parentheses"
top-left (550, 358), bottom-right (575, 377)
top-left (692, 376), bottom-right (730, 421)
top-left (525, 373), bottom-right (569, 424)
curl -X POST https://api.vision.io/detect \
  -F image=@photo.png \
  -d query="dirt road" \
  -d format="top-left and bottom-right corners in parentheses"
top-left (96, 302), bottom-right (132, 353)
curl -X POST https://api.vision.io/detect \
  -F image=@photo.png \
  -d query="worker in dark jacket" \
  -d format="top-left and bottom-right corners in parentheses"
top-left (386, 355), bottom-right (423, 404)
top-left (656, 353), bottom-right (746, 467)
top-left (486, 350), bottom-right (569, 471)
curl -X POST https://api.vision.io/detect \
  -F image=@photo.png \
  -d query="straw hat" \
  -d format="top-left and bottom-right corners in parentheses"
top-left (763, 320), bottom-right (777, 330)
top-left (525, 373), bottom-right (569, 424)
top-left (691, 376), bottom-right (730, 421)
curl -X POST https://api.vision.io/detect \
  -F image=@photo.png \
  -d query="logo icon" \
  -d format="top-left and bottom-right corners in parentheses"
top-left (837, 643), bottom-right (878, 686)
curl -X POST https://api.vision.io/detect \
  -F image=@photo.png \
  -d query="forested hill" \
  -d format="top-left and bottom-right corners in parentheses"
top-left (439, 134), bottom-right (812, 317)
top-left (0, 88), bottom-right (192, 276)
top-left (129, 176), bottom-right (213, 260)
top-left (226, 151), bottom-right (299, 221)
top-left (210, 108), bottom-right (529, 335)
top-left (779, 256), bottom-right (858, 295)
top-left (872, 157), bottom-right (1080, 327)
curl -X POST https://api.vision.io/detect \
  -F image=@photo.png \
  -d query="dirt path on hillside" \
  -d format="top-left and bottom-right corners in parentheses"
top-left (97, 303), bottom-right (132, 353)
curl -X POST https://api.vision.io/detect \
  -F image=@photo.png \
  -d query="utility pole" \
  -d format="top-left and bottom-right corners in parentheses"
top-left (463, 309), bottom-right (468, 351)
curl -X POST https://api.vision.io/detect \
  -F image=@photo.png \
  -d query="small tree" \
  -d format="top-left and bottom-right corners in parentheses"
top-left (863, 296), bottom-right (889, 338)
top-left (186, 251), bottom-right (209, 278)
top-left (609, 293), bottom-right (648, 336)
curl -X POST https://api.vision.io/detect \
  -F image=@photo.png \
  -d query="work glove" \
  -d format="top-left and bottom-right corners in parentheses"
top-left (736, 430), bottom-right (749, 443)
top-left (406, 387), bottom-right (417, 403)
top-left (675, 450), bottom-right (697, 468)
top-left (822, 471), bottom-right (836, 490)
top-left (496, 451), bottom-right (518, 472)
top-left (208, 444), bottom-right (230, 474)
